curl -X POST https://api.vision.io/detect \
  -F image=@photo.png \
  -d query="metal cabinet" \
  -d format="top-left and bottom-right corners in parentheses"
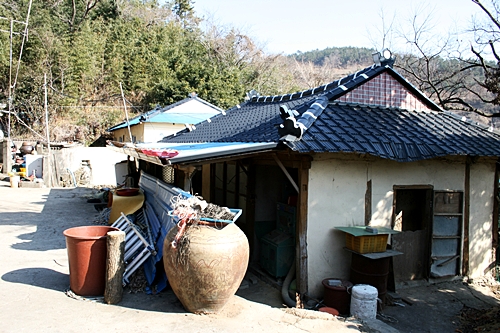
top-left (431, 191), bottom-right (463, 278)
top-left (25, 155), bottom-right (43, 178)
top-left (260, 230), bottom-right (294, 277)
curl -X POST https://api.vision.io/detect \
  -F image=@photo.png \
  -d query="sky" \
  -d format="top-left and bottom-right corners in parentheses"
top-left (191, 0), bottom-right (484, 55)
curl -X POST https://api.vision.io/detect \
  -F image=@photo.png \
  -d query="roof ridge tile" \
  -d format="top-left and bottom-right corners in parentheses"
top-left (250, 64), bottom-right (382, 103)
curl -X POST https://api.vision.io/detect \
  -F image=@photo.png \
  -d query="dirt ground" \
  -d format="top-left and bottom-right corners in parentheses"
top-left (2, 177), bottom-right (500, 333)
top-left (459, 304), bottom-right (500, 332)
top-left (379, 278), bottom-right (500, 332)
top-left (0, 180), bottom-right (380, 333)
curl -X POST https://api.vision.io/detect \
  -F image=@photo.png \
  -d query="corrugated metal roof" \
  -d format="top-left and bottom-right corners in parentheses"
top-left (111, 142), bottom-right (277, 165)
top-left (147, 113), bottom-right (221, 124)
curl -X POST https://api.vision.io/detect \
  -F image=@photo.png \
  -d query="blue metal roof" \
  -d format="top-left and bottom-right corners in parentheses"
top-left (107, 96), bottom-right (222, 132)
top-left (146, 113), bottom-right (221, 124)
top-left (158, 63), bottom-right (500, 162)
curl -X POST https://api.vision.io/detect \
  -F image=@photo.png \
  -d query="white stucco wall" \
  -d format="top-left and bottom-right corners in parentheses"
top-left (112, 125), bottom-right (143, 143)
top-left (143, 123), bottom-right (185, 143)
top-left (56, 147), bottom-right (128, 186)
top-left (469, 162), bottom-right (496, 278)
top-left (306, 153), bottom-right (496, 297)
top-left (111, 123), bottom-right (185, 143)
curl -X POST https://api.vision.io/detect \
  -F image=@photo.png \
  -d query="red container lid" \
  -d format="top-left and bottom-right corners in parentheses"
top-left (319, 307), bottom-right (340, 316)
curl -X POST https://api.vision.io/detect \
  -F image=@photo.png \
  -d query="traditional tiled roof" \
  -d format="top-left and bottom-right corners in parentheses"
top-left (249, 63), bottom-right (440, 111)
top-left (160, 61), bottom-right (500, 162)
top-left (289, 103), bottom-right (500, 161)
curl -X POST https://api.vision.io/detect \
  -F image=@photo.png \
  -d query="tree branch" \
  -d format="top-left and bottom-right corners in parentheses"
top-left (472, 0), bottom-right (500, 31)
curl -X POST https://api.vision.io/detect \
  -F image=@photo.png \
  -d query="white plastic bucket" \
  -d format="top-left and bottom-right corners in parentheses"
top-left (350, 284), bottom-right (378, 320)
top-left (10, 176), bottom-right (20, 188)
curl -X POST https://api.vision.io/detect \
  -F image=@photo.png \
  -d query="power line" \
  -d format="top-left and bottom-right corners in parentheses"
top-left (47, 84), bottom-right (140, 107)
top-left (0, 17), bottom-right (27, 25)
top-left (12, 0), bottom-right (33, 92)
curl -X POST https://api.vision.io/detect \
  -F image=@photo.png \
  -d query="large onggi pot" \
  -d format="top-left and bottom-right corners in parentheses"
top-left (163, 223), bottom-right (249, 314)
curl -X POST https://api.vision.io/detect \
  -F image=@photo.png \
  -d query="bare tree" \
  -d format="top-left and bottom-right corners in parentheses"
top-left (291, 58), bottom-right (342, 89)
top-left (368, 8), bottom-right (397, 52)
top-left (468, 0), bottom-right (500, 109)
top-left (393, 1), bottom-right (500, 117)
top-left (50, 0), bottom-right (103, 32)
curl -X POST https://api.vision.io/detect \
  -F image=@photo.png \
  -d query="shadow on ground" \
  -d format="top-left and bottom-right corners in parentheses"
top-left (0, 187), bottom-right (99, 252)
top-left (2, 268), bottom-right (68, 291)
top-left (379, 279), bottom-right (500, 332)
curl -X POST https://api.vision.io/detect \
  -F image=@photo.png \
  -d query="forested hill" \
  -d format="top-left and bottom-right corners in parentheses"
top-left (289, 47), bottom-right (375, 68)
top-left (2, 0), bottom-right (296, 144)
top-left (1, 0), bottom-right (379, 144)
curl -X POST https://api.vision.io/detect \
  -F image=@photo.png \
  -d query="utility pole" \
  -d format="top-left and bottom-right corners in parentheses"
top-left (119, 82), bottom-right (133, 143)
top-left (1, 0), bottom-right (33, 140)
top-left (44, 73), bottom-right (52, 187)
top-left (8, 19), bottom-right (13, 139)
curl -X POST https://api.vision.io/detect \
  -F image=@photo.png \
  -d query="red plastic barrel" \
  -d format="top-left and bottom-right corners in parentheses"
top-left (322, 278), bottom-right (353, 315)
top-left (63, 226), bottom-right (119, 296)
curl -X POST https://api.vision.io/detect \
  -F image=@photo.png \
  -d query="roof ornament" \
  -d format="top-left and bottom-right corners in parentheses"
top-left (278, 96), bottom-right (329, 142)
top-left (279, 105), bottom-right (299, 120)
top-left (372, 48), bottom-right (395, 67)
top-left (245, 90), bottom-right (260, 101)
top-left (278, 105), bottom-right (302, 141)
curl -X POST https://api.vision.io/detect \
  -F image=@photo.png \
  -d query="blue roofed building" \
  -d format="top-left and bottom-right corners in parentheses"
top-left (107, 94), bottom-right (223, 144)
top-left (111, 51), bottom-right (500, 301)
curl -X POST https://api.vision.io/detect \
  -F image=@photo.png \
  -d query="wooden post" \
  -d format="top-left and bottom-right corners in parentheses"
top-left (119, 82), bottom-right (133, 143)
top-left (297, 158), bottom-right (310, 295)
top-left (201, 164), bottom-right (211, 201)
top-left (2, 139), bottom-right (12, 174)
top-left (365, 179), bottom-right (372, 226)
top-left (462, 156), bottom-right (471, 276)
top-left (104, 230), bottom-right (125, 305)
top-left (44, 73), bottom-right (53, 188)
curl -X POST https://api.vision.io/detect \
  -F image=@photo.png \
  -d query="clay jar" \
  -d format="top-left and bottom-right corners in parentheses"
top-left (163, 223), bottom-right (249, 314)
top-left (20, 142), bottom-right (34, 154)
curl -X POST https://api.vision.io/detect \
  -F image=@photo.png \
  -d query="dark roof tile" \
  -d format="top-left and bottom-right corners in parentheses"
top-left (286, 103), bottom-right (500, 161)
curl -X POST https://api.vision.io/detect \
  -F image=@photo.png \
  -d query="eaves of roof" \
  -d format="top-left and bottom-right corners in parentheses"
top-left (109, 141), bottom-right (278, 166)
